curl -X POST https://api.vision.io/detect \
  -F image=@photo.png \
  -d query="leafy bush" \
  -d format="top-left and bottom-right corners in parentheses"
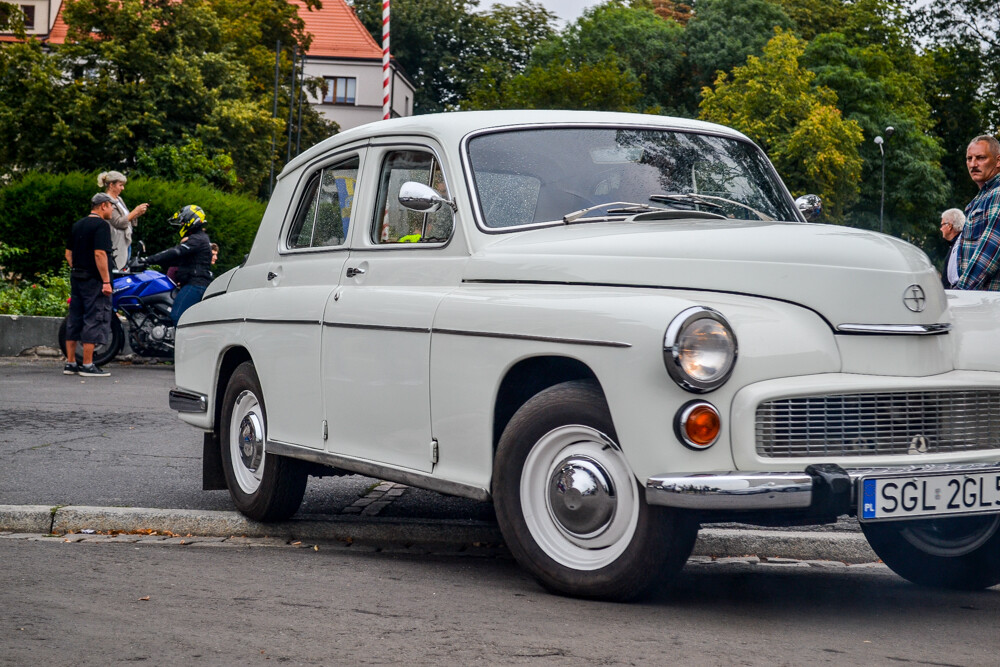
top-left (0, 171), bottom-right (266, 279)
top-left (0, 242), bottom-right (70, 316)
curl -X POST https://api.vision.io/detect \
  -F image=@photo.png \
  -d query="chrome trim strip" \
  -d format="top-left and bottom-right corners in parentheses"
top-left (323, 322), bottom-right (430, 334)
top-left (169, 389), bottom-right (208, 413)
top-left (245, 318), bottom-right (319, 326)
top-left (266, 440), bottom-right (491, 502)
top-left (176, 317), bottom-right (245, 330)
top-left (646, 472), bottom-right (813, 510)
top-left (433, 328), bottom-right (631, 348)
top-left (836, 323), bottom-right (951, 335)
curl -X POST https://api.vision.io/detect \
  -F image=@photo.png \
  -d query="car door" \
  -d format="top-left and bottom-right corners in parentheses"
top-left (321, 142), bottom-right (465, 472)
top-left (243, 149), bottom-right (365, 450)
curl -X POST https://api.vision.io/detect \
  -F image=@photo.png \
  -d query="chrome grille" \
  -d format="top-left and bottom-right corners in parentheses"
top-left (756, 390), bottom-right (1000, 457)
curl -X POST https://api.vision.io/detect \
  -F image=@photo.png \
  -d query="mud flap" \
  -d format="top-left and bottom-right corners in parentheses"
top-left (202, 431), bottom-right (227, 490)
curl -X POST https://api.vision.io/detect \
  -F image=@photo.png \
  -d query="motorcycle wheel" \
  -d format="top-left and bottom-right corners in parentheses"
top-left (58, 316), bottom-right (125, 366)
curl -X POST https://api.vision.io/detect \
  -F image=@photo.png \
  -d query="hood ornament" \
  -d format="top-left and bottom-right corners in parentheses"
top-left (908, 435), bottom-right (928, 455)
top-left (903, 284), bottom-right (926, 313)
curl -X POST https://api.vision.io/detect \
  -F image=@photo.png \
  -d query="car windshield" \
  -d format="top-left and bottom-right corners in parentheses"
top-left (466, 127), bottom-right (798, 229)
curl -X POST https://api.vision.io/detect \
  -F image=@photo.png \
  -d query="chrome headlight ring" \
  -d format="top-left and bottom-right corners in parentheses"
top-left (663, 306), bottom-right (738, 393)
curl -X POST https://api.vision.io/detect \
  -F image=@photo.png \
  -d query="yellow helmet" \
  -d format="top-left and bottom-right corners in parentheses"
top-left (169, 204), bottom-right (207, 238)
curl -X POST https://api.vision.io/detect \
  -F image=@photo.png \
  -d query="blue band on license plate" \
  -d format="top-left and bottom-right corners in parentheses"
top-left (860, 470), bottom-right (1000, 522)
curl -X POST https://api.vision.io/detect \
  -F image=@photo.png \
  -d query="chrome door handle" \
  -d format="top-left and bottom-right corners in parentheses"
top-left (346, 266), bottom-right (366, 278)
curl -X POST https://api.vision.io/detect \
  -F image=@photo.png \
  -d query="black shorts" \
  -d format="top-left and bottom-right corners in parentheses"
top-left (66, 278), bottom-right (112, 345)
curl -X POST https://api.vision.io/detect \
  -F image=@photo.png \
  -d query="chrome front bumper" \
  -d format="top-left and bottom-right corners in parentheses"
top-left (646, 462), bottom-right (1000, 512)
top-left (169, 388), bottom-right (208, 413)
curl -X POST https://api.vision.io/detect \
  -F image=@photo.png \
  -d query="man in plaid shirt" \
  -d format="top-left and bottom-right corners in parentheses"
top-left (957, 135), bottom-right (1000, 290)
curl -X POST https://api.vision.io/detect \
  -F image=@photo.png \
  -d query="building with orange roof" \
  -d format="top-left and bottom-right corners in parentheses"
top-left (1, 0), bottom-right (64, 42)
top-left (290, 0), bottom-right (415, 130)
top-left (3, 0), bottom-right (415, 130)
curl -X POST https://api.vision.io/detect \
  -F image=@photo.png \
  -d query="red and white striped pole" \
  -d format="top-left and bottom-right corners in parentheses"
top-left (381, 0), bottom-right (391, 120)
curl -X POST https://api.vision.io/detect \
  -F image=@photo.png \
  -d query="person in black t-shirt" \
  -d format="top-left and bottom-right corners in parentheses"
top-left (64, 193), bottom-right (115, 377)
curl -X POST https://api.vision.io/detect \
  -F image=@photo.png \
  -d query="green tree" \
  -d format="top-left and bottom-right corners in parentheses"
top-left (0, 0), bottom-right (335, 195)
top-left (914, 0), bottom-right (999, 172)
top-left (922, 45), bottom-right (987, 208)
top-left (351, 0), bottom-right (555, 113)
top-left (463, 56), bottom-right (643, 111)
top-left (699, 29), bottom-right (863, 219)
top-left (802, 32), bottom-right (947, 240)
top-left (522, 1), bottom-right (685, 113)
top-left (0, 1), bottom-right (25, 36)
top-left (683, 0), bottom-right (794, 108)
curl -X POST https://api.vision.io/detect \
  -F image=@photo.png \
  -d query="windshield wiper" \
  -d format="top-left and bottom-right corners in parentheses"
top-left (562, 201), bottom-right (657, 223)
top-left (650, 193), bottom-right (774, 221)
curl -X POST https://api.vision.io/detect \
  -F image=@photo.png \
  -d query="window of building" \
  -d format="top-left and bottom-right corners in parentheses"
top-left (323, 77), bottom-right (357, 105)
top-left (20, 4), bottom-right (35, 29)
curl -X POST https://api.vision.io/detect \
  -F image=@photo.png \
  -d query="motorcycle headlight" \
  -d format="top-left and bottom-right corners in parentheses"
top-left (663, 307), bottom-right (738, 393)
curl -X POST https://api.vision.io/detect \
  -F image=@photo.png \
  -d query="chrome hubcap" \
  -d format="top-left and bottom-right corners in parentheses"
top-left (229, 389), bottom-right (266, 495)
top-left (548, 456), bottom-right (616, 537)
top-left (239, 412), bottom-right (264, 472)
top-left (521, 424), bottom-right (639, 570)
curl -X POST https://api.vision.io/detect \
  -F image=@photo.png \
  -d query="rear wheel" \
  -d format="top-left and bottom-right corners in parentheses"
top-left (493, 380), bottom-right (698, 601)
top-left (862, 515), bottom-right (1000, 590)
top-left (58, 316), bottom-right (124, 366)
top-left (219, 361), bottom-right (307, 522)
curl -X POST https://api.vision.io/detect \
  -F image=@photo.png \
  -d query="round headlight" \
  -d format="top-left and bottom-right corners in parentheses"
top-left (663, 307), bottom-right (738, 393)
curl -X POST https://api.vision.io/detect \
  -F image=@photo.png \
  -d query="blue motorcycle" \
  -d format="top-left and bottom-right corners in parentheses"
top-left (58, 255), bottom-right (177, 366)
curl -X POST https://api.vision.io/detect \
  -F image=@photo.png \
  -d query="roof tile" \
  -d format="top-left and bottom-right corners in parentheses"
top-left (291, 0), bottom-right (381, 60)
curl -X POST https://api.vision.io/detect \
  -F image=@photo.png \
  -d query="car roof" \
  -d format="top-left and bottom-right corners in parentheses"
top-left (280, 110), bottom-right (750, 180)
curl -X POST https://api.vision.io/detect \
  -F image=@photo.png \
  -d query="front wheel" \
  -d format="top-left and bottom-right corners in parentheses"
top-left (862, 515), bottom-right (1000, 590)
top-left (493, 380), bottom-right (698, 601)
top-left (219, 361), bottom-right (307, 522)
top-left (58, 315), bottom-right (125, 366)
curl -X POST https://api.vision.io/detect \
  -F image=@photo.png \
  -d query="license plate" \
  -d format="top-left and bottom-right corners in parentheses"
top-left (859, 470), bottom-right (1000, 522)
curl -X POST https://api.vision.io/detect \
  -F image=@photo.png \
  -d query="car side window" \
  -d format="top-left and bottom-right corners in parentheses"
top-left (286, 156), bottom-right (360, 250)
top-left (372, 150), bottom-right (453, 244)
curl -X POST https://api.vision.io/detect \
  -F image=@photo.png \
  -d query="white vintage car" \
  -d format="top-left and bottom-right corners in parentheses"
top-left (170, 110), bottom-right (1000, 600)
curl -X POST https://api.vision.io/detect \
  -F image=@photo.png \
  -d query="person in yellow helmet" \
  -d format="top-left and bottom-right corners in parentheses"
top-left (141, 205), bottom-right (213, 325)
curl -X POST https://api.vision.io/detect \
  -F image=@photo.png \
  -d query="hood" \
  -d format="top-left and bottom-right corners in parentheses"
top-left (466, 220), bottom-right (947, 329)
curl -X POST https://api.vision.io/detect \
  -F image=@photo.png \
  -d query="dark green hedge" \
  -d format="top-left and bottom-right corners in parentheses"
top-left (0, 171), bottom-right (266, 278)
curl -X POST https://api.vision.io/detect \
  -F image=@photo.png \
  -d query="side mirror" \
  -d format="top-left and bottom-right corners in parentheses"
top-left (399, 181), bottom-right (455, 213)
top-left (795, 194), bottom-right (822, 221)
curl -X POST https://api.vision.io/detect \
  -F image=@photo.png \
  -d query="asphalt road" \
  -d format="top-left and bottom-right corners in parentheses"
top-left (3, 536), bottom-right (998, 666)
top-left (0, 357), bottom-right (494, 522)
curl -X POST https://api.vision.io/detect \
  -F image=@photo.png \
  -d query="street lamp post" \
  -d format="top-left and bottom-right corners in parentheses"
top-left (873, 126), bottom-right (894, 233)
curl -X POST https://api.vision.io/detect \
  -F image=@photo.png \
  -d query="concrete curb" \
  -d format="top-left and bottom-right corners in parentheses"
top-left (0, 505), bottom-right (56, 533)
top-left (1, 504), bottom-right (878, 563)
top-left (0, 315), bottom-right (62, 357)
top-left (691, 528), bottom-right (876, 564)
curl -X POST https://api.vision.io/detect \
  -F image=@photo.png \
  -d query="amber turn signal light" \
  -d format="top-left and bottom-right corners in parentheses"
top-left (675, 401), bottom-right (721, 450)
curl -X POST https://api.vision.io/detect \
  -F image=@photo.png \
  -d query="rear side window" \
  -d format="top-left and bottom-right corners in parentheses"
top-left (287, 156), bottom-right (360, 249)
top-left (372, 150), bottom-right (453, 244)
